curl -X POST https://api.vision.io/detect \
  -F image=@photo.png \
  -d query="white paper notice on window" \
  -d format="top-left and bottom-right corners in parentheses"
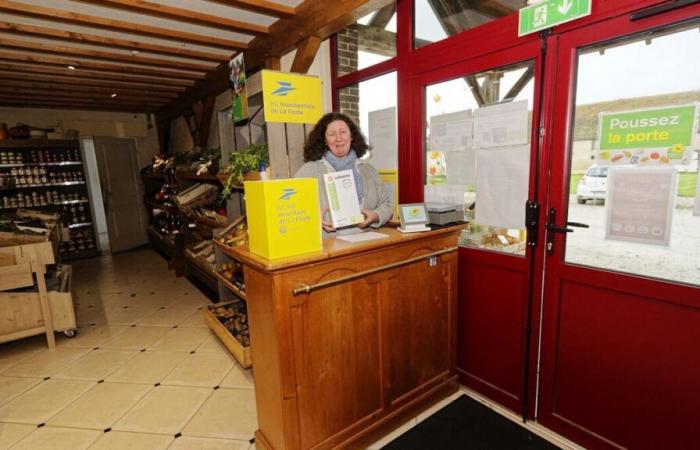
top-left (424, 184), bottom-right (466, 207)
top-left (445, 149), bottom-right (476, 185)
top-left (429, 110), bottom-right (473, 152)
top-left (694, 171), bottom-right (700, 216)
top-left (475, 145), bottom-right (530, 229)
top-left (323, 170), bottom-right (364, 228)
top-left (605, 167), bottom-right (677, 246)
top-left (473, 100), bottom-right (529, 148)
top-left (368, 107), bottom-right (397, 171)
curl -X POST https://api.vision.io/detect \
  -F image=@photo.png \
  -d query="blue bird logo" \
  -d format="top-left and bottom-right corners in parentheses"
top-left (271, 81), bottom-right (295, 96)
top-left (279, 188), bottom-right (296, 200)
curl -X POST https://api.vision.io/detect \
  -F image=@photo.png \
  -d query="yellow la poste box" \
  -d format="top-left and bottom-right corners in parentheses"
top-left (244, 178), bottom-right (322, 260)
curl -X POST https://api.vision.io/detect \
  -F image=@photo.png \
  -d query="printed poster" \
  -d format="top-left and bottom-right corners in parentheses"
top-left (262, 70), bottom-right (322, 124)
top-left (596, 104), bottom-right (699, 166)
top-left (473, 100), bottom-right (529, 148)
top-left (475, 145), bottom-right (530, 229)
top-left (426, 151), bottom-right (447, 185)
top-left (605, 167), bottom-right (677, 246)
top-left (368, 107), bottom-right (397, 171)
top-left (229, 53), bottom-right (248, 123)
top-left (429, 110), bottom-right (473, 152)
top-left (378, 170), bottom-right (399, 221)
top-left (323, 169), bottom-right (363, 228)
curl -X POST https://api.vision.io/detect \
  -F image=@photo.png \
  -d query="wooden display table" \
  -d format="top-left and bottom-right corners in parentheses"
top-left (221, 226), bottom-right (463, 450)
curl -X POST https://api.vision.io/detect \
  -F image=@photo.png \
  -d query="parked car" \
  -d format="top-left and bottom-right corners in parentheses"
top-left (576, 165), bottom-right (608, 204)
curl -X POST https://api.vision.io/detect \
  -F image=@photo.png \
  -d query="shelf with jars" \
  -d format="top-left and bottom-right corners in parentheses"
top-left (0, 140), bottom-right (98, 261)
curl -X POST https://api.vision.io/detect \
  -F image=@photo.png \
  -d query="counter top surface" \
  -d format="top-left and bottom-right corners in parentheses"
top-left (215, 224), bottom-right (466, 272)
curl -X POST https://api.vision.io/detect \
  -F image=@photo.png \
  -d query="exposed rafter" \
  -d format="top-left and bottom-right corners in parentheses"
top-left (290, 35), bottom-right (322, 73)
top-left (207, 0), bottom-right (297, 18)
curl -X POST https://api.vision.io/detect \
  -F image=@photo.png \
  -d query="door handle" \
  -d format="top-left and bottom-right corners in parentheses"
top-left (545, 208), bottom-right (572, 255)
top-left (566, 221), bottom-right (589, 228)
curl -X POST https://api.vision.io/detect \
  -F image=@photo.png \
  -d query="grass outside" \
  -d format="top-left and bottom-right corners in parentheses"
top-left (569, 171), bottom-right (697, 197)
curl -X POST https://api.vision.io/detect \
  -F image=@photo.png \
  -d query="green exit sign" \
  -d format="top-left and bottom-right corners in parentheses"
top-left (518, 0), bottom-right (592, 36)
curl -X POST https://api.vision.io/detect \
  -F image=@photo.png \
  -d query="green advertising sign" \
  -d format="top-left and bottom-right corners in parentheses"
top-left (518, 0), bottom-right (591, 36)
top-left (597, 104), bottom-right (699, 166)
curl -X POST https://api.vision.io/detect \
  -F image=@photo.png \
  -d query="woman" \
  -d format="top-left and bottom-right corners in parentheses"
top-left (295, 112), bottom-right (393, 232)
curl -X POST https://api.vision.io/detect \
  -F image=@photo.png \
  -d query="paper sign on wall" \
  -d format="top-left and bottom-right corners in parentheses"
top-left (379, 170), bottom-right (399, 220)
top-left (368, 107), bottom-right (397, 171)
top-left (473, 100), bottom-right (529, 148)
top-left (596, 104), bottom-right (699, 166)
top-left (323, 170), bottom-right (364, 228)
top-left (605, 167), bottom-right (677, 246)
top-left (262, 70), bottom-right (322, 124)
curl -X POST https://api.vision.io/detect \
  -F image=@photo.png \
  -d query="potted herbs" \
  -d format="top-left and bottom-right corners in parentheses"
top-left (219, 143), bottom-right (270, 198)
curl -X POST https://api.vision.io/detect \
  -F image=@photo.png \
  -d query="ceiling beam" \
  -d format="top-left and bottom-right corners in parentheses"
top-left (368, 3), bottom-right (395, 28)
top-left (0, 63), bottom-right (194, 87)
top-left (0, 87), bottom-right (170, 103)
top-left (0, 51), bottom-right (204, 79)
top-left (0, 100), bottom-right (155, 113)
top-left (0, 71), bottom-right (186, 92)
top-left (0, 38), bottom-right (214, 72)
top-left (465, 0), bottom-right (515, 18)
top-left (207, 0), bottom-right (296, 18)
top-left (290, 35), bottom-right (322, 74)
top-left (0, 21), bottom-right (229, 62)
top-left (158, 0), bottom-right (393, 119)
top-left (0, 0), bottom-right (249, 50)
top-left (78, 0), bottom-right (268, 36)
top-left (0, 79), bottom-right (179, 97)
top-left (0, 95), bottom-right (162, 109)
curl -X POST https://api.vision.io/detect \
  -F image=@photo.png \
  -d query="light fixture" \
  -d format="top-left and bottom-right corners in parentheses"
top-left (110, 93), bottom-right (117, 98)
top-left (67, 65), bottom-right (76, 70)
top-left (131, 50), bottom-right (140, 55)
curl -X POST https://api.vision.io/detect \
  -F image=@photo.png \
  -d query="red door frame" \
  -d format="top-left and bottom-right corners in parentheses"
top-left (534, 4), bottom-right (700, 449)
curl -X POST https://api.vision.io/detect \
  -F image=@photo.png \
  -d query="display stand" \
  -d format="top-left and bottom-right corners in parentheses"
top-left (0, 241), bottom-right (76, 348)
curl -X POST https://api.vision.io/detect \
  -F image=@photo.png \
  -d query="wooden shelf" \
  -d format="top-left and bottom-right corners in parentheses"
top-left (215, 271), bottom-right (246, 301)
top-left (0, 139), bottom-right (79, 149)
top-left (202, 306), bottom-right (251, 368)
top-left (175, 171), bottom-right (218, 182)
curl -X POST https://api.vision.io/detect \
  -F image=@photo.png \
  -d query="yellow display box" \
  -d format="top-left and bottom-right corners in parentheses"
top-left (244, 178), bottom-right (322, 260)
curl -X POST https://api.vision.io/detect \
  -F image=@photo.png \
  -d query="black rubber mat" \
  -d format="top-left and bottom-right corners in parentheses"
top-left (381, 395), bottom-right (561, 450)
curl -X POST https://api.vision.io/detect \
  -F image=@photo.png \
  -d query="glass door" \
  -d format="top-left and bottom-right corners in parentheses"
top-left (413, 39), bottom-right (545, 414)
top-left (537, 7), bottom-right (700, 449)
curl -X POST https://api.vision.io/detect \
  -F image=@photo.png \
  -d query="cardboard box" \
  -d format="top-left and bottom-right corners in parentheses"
top-left (244, 178), bottom-right (321, 260)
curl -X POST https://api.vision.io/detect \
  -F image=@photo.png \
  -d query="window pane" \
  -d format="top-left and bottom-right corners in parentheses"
top-left (566, 24), bottom-right (700, 286)
top-left (425, 61), bottom-right (535, 256)
top-left (336, 2), bottom-right (396, 77)
top-left (414, 0), bottom-right (517, 49)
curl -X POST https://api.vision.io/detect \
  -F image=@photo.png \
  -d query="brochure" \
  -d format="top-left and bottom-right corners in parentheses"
top-left (323, 169), bottom-right (364, 228)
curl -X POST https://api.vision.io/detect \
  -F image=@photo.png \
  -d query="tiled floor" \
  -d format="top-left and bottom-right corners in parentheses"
top-left (0, 249), bottom-right (578, 450)
top-left (0, 250), bottom-right (255, 450)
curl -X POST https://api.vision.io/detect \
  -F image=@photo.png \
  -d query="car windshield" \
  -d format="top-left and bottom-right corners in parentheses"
top-left (586, 166), bottom-right (608, 177)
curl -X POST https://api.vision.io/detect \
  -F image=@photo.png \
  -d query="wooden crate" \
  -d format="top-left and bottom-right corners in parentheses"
top-left (202, 307), bottom-right (252, 368)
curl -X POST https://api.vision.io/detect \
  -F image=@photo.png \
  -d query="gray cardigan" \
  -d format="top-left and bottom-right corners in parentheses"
top-left (294, 159), bottom-right (394, 228)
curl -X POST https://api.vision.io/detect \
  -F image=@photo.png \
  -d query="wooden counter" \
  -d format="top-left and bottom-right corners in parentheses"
top-left (220, 226), bottom-right (463, 449)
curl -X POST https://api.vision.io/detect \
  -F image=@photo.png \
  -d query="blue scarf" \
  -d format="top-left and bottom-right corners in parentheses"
top-left (324, 149), bottom-right (364, 203)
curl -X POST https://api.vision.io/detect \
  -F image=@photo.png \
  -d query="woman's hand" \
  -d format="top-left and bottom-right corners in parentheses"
top-left (321, 208), bottom-right (336, 232)
top-left (358, 209), bottom-right (379, 228)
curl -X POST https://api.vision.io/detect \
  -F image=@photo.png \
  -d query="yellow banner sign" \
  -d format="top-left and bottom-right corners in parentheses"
top-left (262, 70), bottom-right (323, 124)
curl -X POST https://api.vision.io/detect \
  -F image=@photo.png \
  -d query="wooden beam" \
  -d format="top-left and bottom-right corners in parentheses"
top-left (290, 35), bottom-right (321, 74)
top-left (0, 100), bottom-right (154, 113)
top-left (0, 0), bottom-right (249, 50)
top-left (0, 38), bottom-right (215, 72)
top-left (465, 0), bottom-right (515, 17)
top-left (357, 24), bottom-right (396, 57)
top-left (368, 3), bottom-right (395, 28)
top-left (0, 21), bottom-right (229, 62)
top-left (0, 70), bottom-right (187, 91)
top-left (207, 0), bottom-right (296, 18)
top-left (80, 0), bottom-right (269, 36)
top-left (465, 75), bottom-right (485, 107)
top-left (503, 65), bottom-right (535, 100)
top-left (197, 95), bottom-right (217, 149)
top-left (0, 51), bottom-right (204, 79)
top-left (0, 91), bottom-right (165, 105)
top-left (159, 0), bottom-right (392, 118)
top-left (0, 63), bottom-right (194, 87)
top-left (265, 56), bottom-right (281, 70)
top-left (0, 87), bottom-right (170, 103)
top-left (0, 79), bottom-right (179, 98)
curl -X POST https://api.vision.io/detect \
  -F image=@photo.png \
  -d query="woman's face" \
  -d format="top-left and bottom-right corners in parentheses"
top-left (324, 119), bottom-right (351, 158)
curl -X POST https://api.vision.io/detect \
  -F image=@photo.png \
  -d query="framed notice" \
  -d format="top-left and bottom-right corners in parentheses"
top-left (605, 167), bottom-right (677, 246)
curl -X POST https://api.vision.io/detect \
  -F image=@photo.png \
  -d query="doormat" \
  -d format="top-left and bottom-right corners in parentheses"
top-left (381, 395), bottom-right (560, 450)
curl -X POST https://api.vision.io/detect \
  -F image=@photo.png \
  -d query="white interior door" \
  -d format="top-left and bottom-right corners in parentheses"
top-left (94, 137), bottom-right (147, 253)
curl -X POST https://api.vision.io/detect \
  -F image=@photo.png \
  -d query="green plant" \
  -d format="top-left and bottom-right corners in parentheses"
top-left (219, 143), bottom-right (269, 199)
